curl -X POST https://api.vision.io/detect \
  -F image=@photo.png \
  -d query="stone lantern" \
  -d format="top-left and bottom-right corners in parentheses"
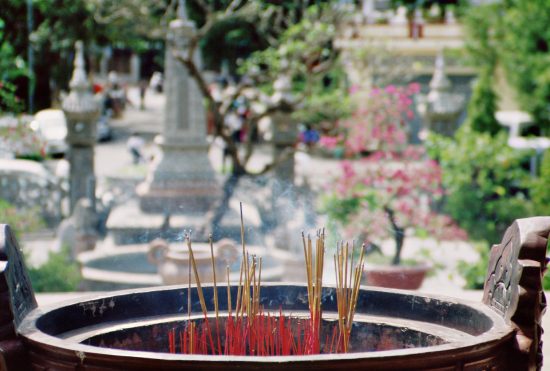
top-left (417, 53), bottom-right (464, 138)
top-left (137, 0), bottom-right (220, 214)
top-left (62, 41), bottom-right (100, 212)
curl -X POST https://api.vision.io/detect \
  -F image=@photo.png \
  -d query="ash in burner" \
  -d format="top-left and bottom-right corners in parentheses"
top-left (83, 318), bottom-right (446, 354)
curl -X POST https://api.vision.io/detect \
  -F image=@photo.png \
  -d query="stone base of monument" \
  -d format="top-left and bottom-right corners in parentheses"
top-left (135, 138), bottom-right (222, 215)
top-left (106, 200), bottom-right (262, 245)
top-left (136, 179), bottom-right (221, 214)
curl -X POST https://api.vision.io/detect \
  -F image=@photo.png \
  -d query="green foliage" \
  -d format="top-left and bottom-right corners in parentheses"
top-left (320, 193), bottom-right (362, 226)
top-left (544, 273), bottom-right (550, 291)
top-left (0, 200), bottom-right (79, 292)
top-left (466, 71), bottom-right (501, 136)
top-left (463, 4), bottom-right (500, 70)
top-left (464, 1), bottom-right (550, 135)
top-left (427, 126), bottom-right (534, 244)
top-left (27, 247), bottom-right (81, 292)
top-left (0, 18), bottom-right (26, 113)
top-left (241, 4), bottom-right (340, 91)
top-left (201, 16), bottom-right (267, 72)
top-left (0, 82), bottom-right (24, 114)
top-left (499, 0), bottom-right (550, 135)
top-left (0, 199), bottom-right (44, 240)
top-left (457, 242), bottom-right (489, 290)
top-left (531, 150), bottom-right (550, 216)
top-left (292, 84), bottom-right (351, 126)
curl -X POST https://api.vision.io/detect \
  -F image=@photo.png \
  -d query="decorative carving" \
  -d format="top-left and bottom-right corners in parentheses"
top-left (483, 217), bottom-right (549, 371)
top-left (0, 224), bottom-right (35, 370)
top-left (0, 225), bottom-right (37, 327)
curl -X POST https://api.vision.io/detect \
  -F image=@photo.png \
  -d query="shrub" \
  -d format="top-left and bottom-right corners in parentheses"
top-left (457, 243), bottom-right (490, 290)
top-left (27, 246), bottom-right (81, 292)
top-left (466, 71), bottom-right (501, 136)
top-left (531, 150), bottom-right (550, 216)
top-left (320, 84), bottom-right (466, 265)
top-left (427, 126), bottom-right (534, 243)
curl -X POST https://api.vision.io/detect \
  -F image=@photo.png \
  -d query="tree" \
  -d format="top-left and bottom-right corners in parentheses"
top-left (321, 84), bottom-right (466, 265)
top-left (167, 1), bottom-right (345, 233)
top-left (465, 71), bottom-right (501, 136)
top-left (499, 0), bottom-right (550, 135)
top-left (0, 18), bottom-right (27, 113)
top-left (462, 3), bottom-right (501, 136)
top-left (1, 0), bottom-right (170, 112)
top-left (427, 126), bottom-right (534, 244)
top-left (464, 0), bottom-right (550, 135)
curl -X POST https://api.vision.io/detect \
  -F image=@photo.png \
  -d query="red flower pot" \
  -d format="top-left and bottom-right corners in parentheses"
top-left (363, 263), bottom-right (431, 290)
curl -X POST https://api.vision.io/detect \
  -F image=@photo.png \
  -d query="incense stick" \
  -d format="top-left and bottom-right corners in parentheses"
top-left (174, 208), bottom-right (366, 356)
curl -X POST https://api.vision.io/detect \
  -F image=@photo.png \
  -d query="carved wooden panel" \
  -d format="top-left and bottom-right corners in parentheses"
top-left (0, 225), bottom-right (37, 328)
top-left (483, 217), bottom-right (550, 371)
top-left (0, 224), bottom-right (36, 371)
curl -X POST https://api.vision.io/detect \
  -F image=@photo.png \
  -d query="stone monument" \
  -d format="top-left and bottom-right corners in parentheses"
top-left (270, 72), bottom-right (297, 185)
top-left (417, 52), bottom-right (464, 137)
top-left (62, 41), bottom-right (100, 212)
top-left (137, 2), bottom-right (220, 214)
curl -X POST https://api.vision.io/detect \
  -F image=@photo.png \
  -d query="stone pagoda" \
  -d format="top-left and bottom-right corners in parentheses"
top-left (417, 52), bottom-right (465, 137)
top-left (137, 2), bottom-right (220, 214)
top-left (62, 41), bottom-right (100, 212)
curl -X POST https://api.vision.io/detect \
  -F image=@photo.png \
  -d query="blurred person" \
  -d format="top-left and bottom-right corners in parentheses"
top-left (127, 132), bottom-right (145, 164)
top-left (299, 124), bottom-right (320, 150)
top-left (139, 79), bottom-right (148, 110)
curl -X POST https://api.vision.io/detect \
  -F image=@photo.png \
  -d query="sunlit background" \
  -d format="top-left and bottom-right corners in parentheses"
top-left (1, 0), bottom-right (549, 335)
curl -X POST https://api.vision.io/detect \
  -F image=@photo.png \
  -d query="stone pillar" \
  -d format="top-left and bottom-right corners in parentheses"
top-left (362, 0), bottom-right (375, 24)
top-left (62, 41), bottom-right (100, 213)
top-left (137, 3), bottom-right (220, 214)
top-left (100, 47), bottom-right (111, 79)
top-left (130, 53), bottom-right (141, 84)
top-left (270, 73), bottom-right (297, 184)
top-left (269, 73), bottom-right (298, 239)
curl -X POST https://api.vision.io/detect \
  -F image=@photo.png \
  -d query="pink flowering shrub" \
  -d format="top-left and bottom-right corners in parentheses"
top-left (318, 83), bottom-right (421, 156)
top-left (321, 84), bottom-right (466, 265)
top-left (318, 135), bottom-right (344, 150)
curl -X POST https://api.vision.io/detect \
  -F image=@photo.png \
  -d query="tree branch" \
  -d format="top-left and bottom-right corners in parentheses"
top-left (384, 206), bottom-right (405, 265)
top-left (173, 49), bottom-right (245, 174)
top-left (256, 146), bottom-right (295, 175)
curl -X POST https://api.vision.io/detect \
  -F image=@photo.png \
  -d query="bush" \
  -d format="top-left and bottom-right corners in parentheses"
top-left (427, 126), bottom-right (534, 244)
top-left (531, 150), bottom-right (550, 216)
top-left (457, 243), bottom-right (489, 290)
top-left (27, 246), bottom-right (81, 292)
top-left (466, 71), bottom-right (501, 136)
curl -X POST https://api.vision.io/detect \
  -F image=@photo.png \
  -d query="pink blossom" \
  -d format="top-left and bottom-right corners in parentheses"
top-left (408, 82), bottom-right (421, 94)
top-left (385, 85), bottom-right (397, 94)
top-left (349, 84), bottom-right (360, 94)
top-left (341, 160), bottom-right (355, 179)
top-left (318, 136), bottom-right (340, 149)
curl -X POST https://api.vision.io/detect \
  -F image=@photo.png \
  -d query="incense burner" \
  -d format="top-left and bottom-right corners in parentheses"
top-left (1, 217), bottom-right (548, 370)
top-left (147, 238), bottom-right (239, 285)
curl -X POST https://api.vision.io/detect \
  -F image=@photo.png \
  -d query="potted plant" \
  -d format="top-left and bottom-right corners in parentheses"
top-left (321, 84), bottom-right (466, 289)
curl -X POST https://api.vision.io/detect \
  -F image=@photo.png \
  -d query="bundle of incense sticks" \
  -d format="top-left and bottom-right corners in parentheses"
top-left (167, 203), bottom-right (366, 356)
top-left (334, 241), bottom-right (365, 352)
